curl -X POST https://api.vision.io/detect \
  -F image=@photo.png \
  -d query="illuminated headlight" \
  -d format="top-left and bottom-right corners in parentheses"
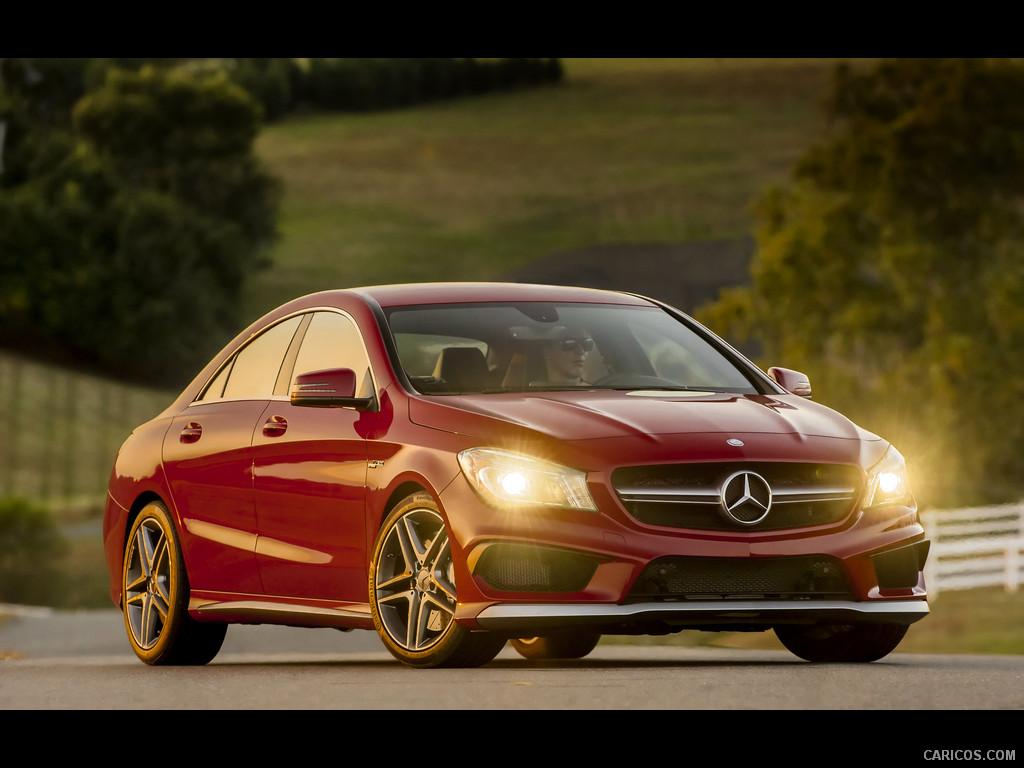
top-left (457, 448), bottom-right (597, 512)
top-left (863, 446), bottom-right (911, 508)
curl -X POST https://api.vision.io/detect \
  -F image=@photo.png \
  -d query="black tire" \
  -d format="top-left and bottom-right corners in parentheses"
top-left (369, 492), bottom-right (506, 668)
top-left (774, 622), bottom-right (908, 663)
top-left (510, 632), bottom-right (601, 660)
top-left (122, 500), bottom-right (226, 666)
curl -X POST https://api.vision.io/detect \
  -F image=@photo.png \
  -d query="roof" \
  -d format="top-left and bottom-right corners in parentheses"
top-left (344, 282), bottom-right (658, 308)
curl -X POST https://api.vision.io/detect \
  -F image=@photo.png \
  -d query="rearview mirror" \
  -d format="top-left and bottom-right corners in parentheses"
top-left (291, 368), bottom-right (376, 410)
top-left (767, 367), bottom-right (812, 398)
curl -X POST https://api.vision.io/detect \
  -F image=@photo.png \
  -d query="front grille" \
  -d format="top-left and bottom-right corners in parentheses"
top-left (473, 543), bottom-right (600, 593)
top-left (627, 555), bottom-right (852, 601)
top-left (613, 462), bottom-right (862, 531)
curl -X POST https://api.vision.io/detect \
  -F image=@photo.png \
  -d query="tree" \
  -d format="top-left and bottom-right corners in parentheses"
top-left (699, 58), bottom-right (1024, 506)
top-left (0, 64), bottom-right (280, 384)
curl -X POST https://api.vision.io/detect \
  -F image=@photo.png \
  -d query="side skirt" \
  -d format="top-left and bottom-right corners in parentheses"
top-left (190, 597), bottom-right (375, 631)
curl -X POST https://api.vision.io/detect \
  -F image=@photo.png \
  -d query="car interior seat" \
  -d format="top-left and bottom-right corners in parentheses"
top-left (432, 347), bottom-right (489, 393)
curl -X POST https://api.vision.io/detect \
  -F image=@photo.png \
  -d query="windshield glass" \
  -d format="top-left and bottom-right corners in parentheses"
top-left (385, 302), bottom-right (763, 395)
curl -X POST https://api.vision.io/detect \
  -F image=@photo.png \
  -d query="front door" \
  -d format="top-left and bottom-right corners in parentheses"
top-left (252, 310), bottom-right (375, 602)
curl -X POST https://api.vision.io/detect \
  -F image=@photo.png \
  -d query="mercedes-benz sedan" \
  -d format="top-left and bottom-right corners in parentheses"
top-left (103, 283), bottom-right (930, 667)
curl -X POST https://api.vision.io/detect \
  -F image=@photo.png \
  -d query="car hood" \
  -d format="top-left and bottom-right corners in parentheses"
top-left (409, 390), bottom-right (885, 466)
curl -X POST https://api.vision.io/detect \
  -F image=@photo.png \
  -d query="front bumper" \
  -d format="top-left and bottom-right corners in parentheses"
top-left (441, 473), bottom-right (931, 634)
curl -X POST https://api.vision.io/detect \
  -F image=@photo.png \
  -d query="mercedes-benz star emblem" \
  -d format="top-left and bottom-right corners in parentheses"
top-left (720, 471), bottom-right (773, 525)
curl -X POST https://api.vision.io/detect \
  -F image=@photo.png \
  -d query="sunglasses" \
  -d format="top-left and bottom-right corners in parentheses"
top-left (558, 338), bottom-right (594, 353)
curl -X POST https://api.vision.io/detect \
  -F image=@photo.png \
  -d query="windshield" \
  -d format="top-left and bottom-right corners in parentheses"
top-left (385, 302), bottom-right (764, 395)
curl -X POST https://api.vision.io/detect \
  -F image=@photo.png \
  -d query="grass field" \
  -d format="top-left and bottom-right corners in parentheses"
top-left (242, 58), bottom-right (871, 322)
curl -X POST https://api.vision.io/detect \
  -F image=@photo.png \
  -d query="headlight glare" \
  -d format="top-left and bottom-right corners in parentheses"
top-left (458, 448), bottom-right (597, 512)
top-left (864, 446), bottom-right (911, 509)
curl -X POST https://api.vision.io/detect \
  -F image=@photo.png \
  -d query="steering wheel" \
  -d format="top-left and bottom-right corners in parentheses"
top-left (591, 373), bottom-right (683, 389)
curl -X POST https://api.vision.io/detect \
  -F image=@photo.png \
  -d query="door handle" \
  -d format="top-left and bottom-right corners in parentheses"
top-left (263, 415), bottom-right (288, 437)
top-left (180, 422), bottom-right (203, 444)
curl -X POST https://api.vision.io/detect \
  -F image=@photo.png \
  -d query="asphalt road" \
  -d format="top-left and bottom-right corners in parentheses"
top-left (3, 605), bottom-right (1024, 716)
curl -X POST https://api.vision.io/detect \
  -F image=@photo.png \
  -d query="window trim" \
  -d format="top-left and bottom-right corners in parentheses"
top-left (192, 307), bottom-right (378, 407)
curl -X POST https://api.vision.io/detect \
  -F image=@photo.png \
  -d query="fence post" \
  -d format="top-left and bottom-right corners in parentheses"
top-left (1, 355), bottom-right (22, 497)
top-left (922, 511), bottom-right (940, 599)
top-left (1008, 507), bottom-right (1024, 593)
top-left (61, 370), bottom-right (77, 501)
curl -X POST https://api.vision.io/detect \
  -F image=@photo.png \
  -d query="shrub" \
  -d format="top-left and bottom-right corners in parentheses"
top-left (0, 497), bottom-right (67, 606)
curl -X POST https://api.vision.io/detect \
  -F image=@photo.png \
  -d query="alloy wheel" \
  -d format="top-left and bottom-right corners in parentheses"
top-left (124, 517), bottom-right (173, 650)
top-left (374, 506), bottom-right (458, 653)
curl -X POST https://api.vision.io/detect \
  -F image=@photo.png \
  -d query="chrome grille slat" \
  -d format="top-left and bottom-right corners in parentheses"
top-left (618, 488), bottom-right (856, 503)
top-left (617, 490), bottom-right (720, 504)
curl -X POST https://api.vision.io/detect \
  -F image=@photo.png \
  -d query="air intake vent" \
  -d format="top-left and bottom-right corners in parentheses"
top-left (627, 555), bottom-right (852, 601)
top-left (871, 540), bottom-right (930, 590)
top-left (474, 543), bottom-right (600, 593)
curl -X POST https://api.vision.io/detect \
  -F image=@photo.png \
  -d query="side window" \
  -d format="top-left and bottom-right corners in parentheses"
top-left (204, 316), bottom-right (303, 401)
top-left (199, 360), bottom-right (233, 401)
top-left (293, 311), bottom-right (374, 398)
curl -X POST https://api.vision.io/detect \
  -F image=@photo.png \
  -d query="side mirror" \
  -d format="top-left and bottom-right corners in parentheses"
top-left (291, 368), bottom-right (376, 410)
top-left (767, 367), bottom-right (812, 398)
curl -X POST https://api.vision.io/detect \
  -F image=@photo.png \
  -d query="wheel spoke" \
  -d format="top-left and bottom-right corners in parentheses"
top-left (133, 528), bottom-right (152, 579)
top-left (398, 514), bottom-right (432, 569)
top-left (125, 570), bottom-right (148, 596)
top-left (407, 589), bottom-right (426, 648)
top-left (376, 573), bottom-right (412, 594)
top-left (422, 526), bottom-right (446, 566)
top-left (421, 592), bottom-right (455, 623)
top-left (139, 523), bottom-right (161, 576)
top-left (140, 592), bottom-right (166, 647)
top-left (151, 536), bottom-right (172, 605)
top-left (429, 537), bottom-right (456, 603)
top-left (149, 585), bottom-right (171, 618)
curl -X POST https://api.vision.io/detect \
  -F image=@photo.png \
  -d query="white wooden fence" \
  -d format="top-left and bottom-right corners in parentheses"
top-left (920, 503), bottom-right (1024, 597)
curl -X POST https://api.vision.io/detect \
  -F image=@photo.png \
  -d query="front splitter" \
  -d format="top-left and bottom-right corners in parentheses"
top-left (470, 598), bottom-right (930, 634)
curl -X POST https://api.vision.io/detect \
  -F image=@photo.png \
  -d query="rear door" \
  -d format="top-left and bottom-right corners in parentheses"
top-left (162, 315), bottom-right (305, 595)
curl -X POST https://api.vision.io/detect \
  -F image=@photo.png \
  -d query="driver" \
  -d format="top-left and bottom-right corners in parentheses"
top-left (541, 327), bottom-right (594, 384)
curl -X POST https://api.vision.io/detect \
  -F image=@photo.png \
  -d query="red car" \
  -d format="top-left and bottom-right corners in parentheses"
top-left (103, 283), bottom-right (930, 667)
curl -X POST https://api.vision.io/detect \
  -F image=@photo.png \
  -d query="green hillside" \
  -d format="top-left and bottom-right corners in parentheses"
top-left (241, 58), bottom-right (870, 322)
